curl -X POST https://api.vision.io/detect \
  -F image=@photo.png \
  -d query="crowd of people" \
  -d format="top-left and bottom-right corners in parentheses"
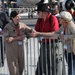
top-left (31, 2), bottom-right (75, 75)
top-left (0, 1), bottom-right (75, 75)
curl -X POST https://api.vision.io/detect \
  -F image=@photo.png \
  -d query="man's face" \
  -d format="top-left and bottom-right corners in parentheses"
top-left (42, 11), bottom-right (49, 19)
top-left (37, 11), bottom-right (49, 19)
top-left (37, 11), bottom-right (43, 18)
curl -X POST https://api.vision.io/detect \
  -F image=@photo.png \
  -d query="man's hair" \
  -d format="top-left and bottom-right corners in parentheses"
top-left (52, 3), bottom-right (60, 11)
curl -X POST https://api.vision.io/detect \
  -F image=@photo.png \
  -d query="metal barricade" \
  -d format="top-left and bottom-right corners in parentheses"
top-left (23, 37), bottom-right (66, 75)
top-left (0, 37), bottom-right (75, 75)
top-left (0, 35), bottom-right (10, 75)
top-left (0, 35), bottom-right (4, 67)
top-left (23, 37), bottom-right (75, 75)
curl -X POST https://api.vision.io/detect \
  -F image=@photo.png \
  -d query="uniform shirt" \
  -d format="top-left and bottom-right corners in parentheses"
top-left (35, 13), bottom-right (59, 42)
top-left (3, 22), bottom-right (32, 43)
top-left (3, 21), bottom-right (32, 61)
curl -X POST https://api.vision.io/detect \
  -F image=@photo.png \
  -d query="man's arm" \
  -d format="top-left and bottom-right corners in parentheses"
top-left (31, 31), bottom-right (55, 37)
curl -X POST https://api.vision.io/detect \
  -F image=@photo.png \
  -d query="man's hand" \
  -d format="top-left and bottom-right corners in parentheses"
top-left (31, 31), bottom-right (40, 37)
top-left (26, 29), bottom-right (36, 38)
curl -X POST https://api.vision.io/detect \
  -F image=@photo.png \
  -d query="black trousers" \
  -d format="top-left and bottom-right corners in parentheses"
top-left (35, 42), bottom-right (55, 75)
top-left (65, 51), bottom-right (75, 75)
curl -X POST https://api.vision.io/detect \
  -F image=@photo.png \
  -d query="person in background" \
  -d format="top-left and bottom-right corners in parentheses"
top-left (51, 3), bottom-right (60, 18)
top-left (3, 10), bottom-right (34, 75)
top-left (51, 3), bottom-right (61, 27)
top-left (32, 11), bottom-right (75, 75)
top-left (0, 4), bottom-right (10, 67)
top-left (67, 8), bottom-right (75, 21)
top-left (0, 5), bottom-right (10, 30)
top-left (34, 3), bottom-right (59, 75)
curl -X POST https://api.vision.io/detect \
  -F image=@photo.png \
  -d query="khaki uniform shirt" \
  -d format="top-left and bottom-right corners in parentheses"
top-left (3, 21), bottom-right (32, 60)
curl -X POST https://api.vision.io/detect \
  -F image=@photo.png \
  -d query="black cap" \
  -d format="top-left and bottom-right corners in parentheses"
top-left (10, 10), bottom-right (19, 19)
top-left (35, 3), bottom-right (50, 12)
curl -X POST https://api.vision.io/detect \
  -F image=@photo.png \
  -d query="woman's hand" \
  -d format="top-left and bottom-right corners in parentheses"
top-left (58, 34), bottom-right (64, 39)
top-left (8, 35), bottom-right (25, 43)
top-left (8, 37), bottom-right (14, 43)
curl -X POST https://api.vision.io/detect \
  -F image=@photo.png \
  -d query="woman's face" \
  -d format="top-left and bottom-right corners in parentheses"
top-left (12, 14), bottom-right (21, 24)
top-left (59, 17), bottom-right (64, 24)
top-left (59, 17), bottom-right (68, 27)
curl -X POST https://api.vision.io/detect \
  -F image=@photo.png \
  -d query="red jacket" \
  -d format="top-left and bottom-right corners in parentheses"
top-left (35, 13), bottom-right (59, 42)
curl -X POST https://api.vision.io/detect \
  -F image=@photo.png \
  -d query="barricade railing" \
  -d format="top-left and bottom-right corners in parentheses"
top-left (23, 37), bottom-right (74, 75)
top-left (0, 36), bottom-right (75, 75)
top-left (0, 35), bottom-right (10, 75)
top-left (0, 35), bottom-right (4, 67)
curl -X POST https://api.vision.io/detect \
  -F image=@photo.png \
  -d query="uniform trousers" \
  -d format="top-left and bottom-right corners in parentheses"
top-left (5, 41), bottom-right (24, 75)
